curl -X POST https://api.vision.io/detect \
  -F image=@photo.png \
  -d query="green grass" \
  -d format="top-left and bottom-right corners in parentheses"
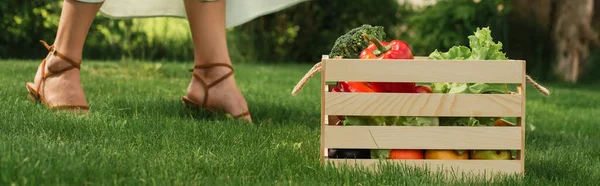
top-left (1, 60), bottom-right (599, 185)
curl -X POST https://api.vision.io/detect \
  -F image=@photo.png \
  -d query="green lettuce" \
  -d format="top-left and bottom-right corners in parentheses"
top-left (428, 27), bottom-right (507, 61)
top-left (371, 149), bottom-right (391, 159)
top-left (343, 116), bottom-right (439, 126)
top-left (396, 117), bottom-right (439, 126)
top-left (468, 83), bottom-right (510, 94)
top-left (343, 116), bottom-right (388, 126)
top-left (431, 82), bottom-right (509, 94)
top-left (428, 46), bottom-right (471, 60)
top-left (427, 27), bottom-right (509, 127)
top-left (438, 116), bottom-right (497, 127)
top-left (467, 27), bottom-right (508, 60)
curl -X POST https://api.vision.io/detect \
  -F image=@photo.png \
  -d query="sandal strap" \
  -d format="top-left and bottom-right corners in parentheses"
top-left (192, 63), bottom-right (234, 88)
top-left (188, 63), bottom-right (235, 108)
top-left (39, 40), bottom-right (82, 79)
top-left (234, 111), bottom-right (250, 119)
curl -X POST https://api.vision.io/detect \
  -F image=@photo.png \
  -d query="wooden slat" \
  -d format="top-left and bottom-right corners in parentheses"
top-left (326, 159), bottom-right (523, 178)
top-left (320, 55), bottom-right (328, 161)
top-left (517, 62), bottom-right (526, 173)
top-left (325, 92), bottom-right (522, 117)
top-left (323, 126), bottom-right (522, 149)
top-left (324, 59), bottom-right (524, 83)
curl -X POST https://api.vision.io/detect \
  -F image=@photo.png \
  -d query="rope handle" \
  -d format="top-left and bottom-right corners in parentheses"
top-left (526, 75), bottom-right (550, 96)
top-left (291, 57), bottom-right (550, 96)
top-left (291, 55), bottom-right (342, 96)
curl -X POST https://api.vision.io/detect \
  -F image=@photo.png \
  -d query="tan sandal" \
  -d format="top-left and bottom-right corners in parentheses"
top-left (181, 63), bottom-right (251, 120)
top-left (25, 40), bottom-right (89, 112)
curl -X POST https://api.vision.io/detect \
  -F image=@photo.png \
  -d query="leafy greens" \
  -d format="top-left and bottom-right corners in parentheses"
top-left (427, 27), bottom-right (510, 126)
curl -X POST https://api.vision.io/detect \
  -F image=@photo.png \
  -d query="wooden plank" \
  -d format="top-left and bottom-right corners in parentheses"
top-left (518, 62), bottom-right (527, 173)
top-left (325, 92), bottom-right (522, 117)
top-left (325, 159), bottom-right (522, 178)
top-left (323, 126), bottom-right (522, 149)
top-left (320, 55), bottom-right (328, 161)
top-left (326, 81), bottom-right (338, 126)
top-left (324, 59), bottom-right (524, 83)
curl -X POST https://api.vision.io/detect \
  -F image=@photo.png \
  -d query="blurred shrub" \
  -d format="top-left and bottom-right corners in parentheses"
top-left (230, 0), bottom-right (516, 63)
top-left (0, 0), bottom-right (584, 81)
top-left (84, 17), bottom-right (194, 62)
top-left (399, 0), bottom-right (512, 56)
top-left (0, 0), bottom-right (511, 63)
top-left (397, 0), bottom-right (562, 81)
top-left (0, 0), bottom-right (61, 59)
top-left (232, 0), bottom-right (405, 63)
top-left (0, 0), bottom-right (255, 63)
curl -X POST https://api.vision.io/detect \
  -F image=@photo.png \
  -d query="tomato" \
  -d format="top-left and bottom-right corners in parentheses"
top-left (494, 119), bottom-right (515, 126)
top-left (413, 85), bottom-right (432, 93)
top-left (389, 149), bottom-right (424, 159)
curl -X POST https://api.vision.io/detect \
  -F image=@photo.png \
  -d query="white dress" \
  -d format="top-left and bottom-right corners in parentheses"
top-left (79, 0), bottom-right (310, 28)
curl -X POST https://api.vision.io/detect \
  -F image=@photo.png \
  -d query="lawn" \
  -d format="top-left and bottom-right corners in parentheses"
top-left (1, 60), bottom-right (599, 185)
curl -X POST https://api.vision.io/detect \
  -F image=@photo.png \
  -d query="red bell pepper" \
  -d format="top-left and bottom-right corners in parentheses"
top-left (337, 82), bottom-right (375, 93)
top-left (359, 34), bottom-right (414, 60)
top-left (360, 34), bottom-right (416, 93)
top-left (370, 82), bottom-right (416, 93)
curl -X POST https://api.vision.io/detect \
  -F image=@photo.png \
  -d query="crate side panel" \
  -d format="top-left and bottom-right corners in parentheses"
top-left (324, 59), bottom-right (524, 83)
top-left (518, 62), bottom-right (526, 172)
top-left (324, 126), bottom-right (522, 149)
top-left (325, 93), bottom-right (522, 117)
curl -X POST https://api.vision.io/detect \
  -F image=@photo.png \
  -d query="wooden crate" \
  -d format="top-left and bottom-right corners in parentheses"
top-left (319, 55), bottom-right (525, 178)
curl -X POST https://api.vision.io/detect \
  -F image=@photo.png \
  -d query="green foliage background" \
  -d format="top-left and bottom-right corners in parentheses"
top-left (1, 0), bottom-right (597, 81)
top-left (0, 1), bottom-right (196, 62)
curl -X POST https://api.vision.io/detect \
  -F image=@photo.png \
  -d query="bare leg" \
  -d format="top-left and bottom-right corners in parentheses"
top-left (29, 0), bottom-right (101, 110)
top-left (183, 0), bottom-right (252, 122)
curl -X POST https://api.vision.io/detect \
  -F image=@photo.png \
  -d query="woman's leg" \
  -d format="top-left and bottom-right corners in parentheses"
top-left (183, 0), bottom-right (251, 122)
top-left (30, 0), bottom-right (102, 109)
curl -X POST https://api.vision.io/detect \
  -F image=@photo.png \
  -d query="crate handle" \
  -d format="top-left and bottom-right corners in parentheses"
top-left (291, 56), bottom-right (342, 96)
top-left (291, 57), bottom-right (550, 96)
top-left (291, 62), bottom-right (321, 96)
top-left (525, 75), bottom-right (550, 96)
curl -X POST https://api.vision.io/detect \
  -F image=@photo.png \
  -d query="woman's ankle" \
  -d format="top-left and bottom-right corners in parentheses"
top-left (44, 52), bottom-right (82, 73)
top-left (51, 42), bottom-right (84, 63)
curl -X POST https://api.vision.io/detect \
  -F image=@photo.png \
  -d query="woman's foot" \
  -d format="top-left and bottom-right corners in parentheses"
top-left (27, 51), bottom-right (88, 112)
top-left (184, 62), bottom-right (251, 123)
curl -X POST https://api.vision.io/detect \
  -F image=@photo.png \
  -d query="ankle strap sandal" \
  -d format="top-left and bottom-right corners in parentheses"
top-left (25, 40), bottom-right (89, 112)
top-left (181, 63), bottom-right (250, 120)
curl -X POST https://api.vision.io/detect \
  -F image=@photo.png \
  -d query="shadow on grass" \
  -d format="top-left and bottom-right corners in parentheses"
top-left (247, 100), bottom-right (320, 128)
top-left (101, 96), bottom-right (320, 128)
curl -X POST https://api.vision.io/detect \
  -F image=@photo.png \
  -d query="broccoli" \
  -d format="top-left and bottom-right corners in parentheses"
top-left (328, 24), bottom-right (387, 59)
